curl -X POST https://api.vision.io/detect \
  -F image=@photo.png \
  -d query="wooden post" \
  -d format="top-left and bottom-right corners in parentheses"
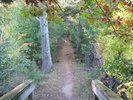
top-left (0, 80), bottom-right (35, 100)
top-left (28, 91), bottom-right (34, 100)
top-left (92, 80), bottom-right (123, 100)
top-left (93, 93), bottom-right (99, 100)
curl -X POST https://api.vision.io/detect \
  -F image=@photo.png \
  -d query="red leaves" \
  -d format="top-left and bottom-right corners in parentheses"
top-left (52, 5), bottom-right (54, 8)
top-left (103, 4), bottom-right (110, 12)
top-left (22, 0), bottom-right (63, 25)
top-left (104, 18), bottom-right (107, 23)
top-left (102, 18), bottom-right (107, 23)
top-left (112, 0), bottom-right (117, 3)
top-left (122, 1), bottom-right (128, 5)
top-left (128, 9), bottom-right (133, 14)
top-left (114, 16), bottom-right (123, 26)
top-left (101, 18), bottom-right (104, 21)
top-left (125, 19), bottom-right (133, 28)
top-left (80, 5), bottom-right (86, 13)
top-left (117, 16), bottom-right (123, 21)
top-left (25, 0), bottom-right (29, 5)
top-left (128, 1), bottom-right (132, 6)
top-left (113, 7), bottom-right (118, 10)
top-left (35, 3), bottom-right (39, 7)
top-left (38, 9), bottom-right (43, 16)
top-left (112, 0), bottom-right (117, 5)
top-left (116, 21), bottom-right (121, 26)
top-left (104, 11), bottom-right (110, 18)
top-left (122, 1), bottom-right (133, 14)
top-left (57, 15), bottom-right (62, 19)
top-left (122, 1), bottom-right (133, 6)
top-left (87, 21), bottom-right (90, 24)
top-left (80, 7), bottom-right (83, 12)
top-left (99, 1), bottom-right (104, 5)
top-left (51, 0), bottom-right (55, 3)
top-left (127, 24), bottom-right (132, 28)
top-left (103, 4), bottom-right (110, 18)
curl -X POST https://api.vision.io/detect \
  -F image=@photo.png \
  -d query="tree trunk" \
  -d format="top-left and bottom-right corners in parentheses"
top-left (1, 6), bottom-right (4, 68)
top-left (40, 9), bottom-right (53, 73)
top-left (75, 21), bottom-right (83, 54)
top-left (86, 50), bottom-right (94, 68)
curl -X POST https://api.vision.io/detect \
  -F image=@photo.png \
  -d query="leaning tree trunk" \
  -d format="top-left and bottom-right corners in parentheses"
top-left (75, 21), bottom-right (83, 54)
top-left (37, 2), bottom-right (53, 73)
top-left (40, 12), bottom-right (53, 73)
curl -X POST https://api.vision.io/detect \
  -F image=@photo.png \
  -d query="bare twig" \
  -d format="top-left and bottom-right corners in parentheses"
top-left (95, 0), bottom-right (117, 35)
top-left (54, 0), bottom-right (63, 11)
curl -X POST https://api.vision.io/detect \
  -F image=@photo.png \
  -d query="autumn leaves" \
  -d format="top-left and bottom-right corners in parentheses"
top-left (80, 0), bottom-right (133, 43)
top-left (22, 0), bottom-right (63, 24)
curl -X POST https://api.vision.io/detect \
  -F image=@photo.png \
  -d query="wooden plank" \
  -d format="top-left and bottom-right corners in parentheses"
top-left (93, 93), bottom-right (99, 100)
top-left (28, 91), bottom-right (34, 100)
top-left (92, 80), bottom-right (123, 100)
top-left (18, 84), bottom-right (35, 100)
top-left (0, 80), bottom-right (35, 100)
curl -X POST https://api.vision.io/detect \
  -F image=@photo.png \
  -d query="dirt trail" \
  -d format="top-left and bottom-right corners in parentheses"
top-left (35, 38), bottom-right (92, 100)
top-left (59, 38), bottom-right (75, 99)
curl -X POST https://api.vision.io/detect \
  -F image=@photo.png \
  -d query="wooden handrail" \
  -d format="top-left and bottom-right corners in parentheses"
top-left (92, 80), bottom-right (123, 100)
top-left (0, 80), bottom-right (35, 100)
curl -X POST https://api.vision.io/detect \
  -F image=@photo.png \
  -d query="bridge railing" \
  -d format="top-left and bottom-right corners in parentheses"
top-left (92, 80), bottom-right (123, 100)
top-left (0, 80), bottom-right (35, 100)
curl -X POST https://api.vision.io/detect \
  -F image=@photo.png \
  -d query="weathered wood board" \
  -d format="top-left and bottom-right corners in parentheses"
top-left (0, 80), bottom-right (35, 100)
top-left (92, 80), bottom-right (123, 100)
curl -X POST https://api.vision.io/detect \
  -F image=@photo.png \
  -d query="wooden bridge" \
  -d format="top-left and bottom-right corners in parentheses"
top-left (92, 80), bottom-right (123, 100)
top-left (0, 80), bottom-right (35, 100)
top-left (0, 80), bottom-right (123, 100)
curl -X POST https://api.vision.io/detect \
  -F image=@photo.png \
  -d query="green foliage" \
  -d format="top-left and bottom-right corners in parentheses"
top-left (27, 61), bottom-right (45, 86)
top-left (117, 82), bottom-right (133, 100)
top-left (99, 32), bottom-right (133, 83)
top-left (3, 1), bottom-right (42, 61)
top-left (0, 1), bottom-right (45, 93)
top-left (49, 23), bottom-right (66, 61)
top-left (21, 5), bottom-right (44, 18)
top-left (124, 82), bottom-right (133, 100)
top-left (0, 37), bottom-right (30, 92)
top-left (0, 42), bottom-right (16, 87)
top-left (86, 67), bottom-right (100, 79)
top-left (20, 1), bottom-right (64, 24)
top-left (14, 16), bottom-right (41, 60)
top-left (76, 18), bottom-right (98, 63)
top-left (102, 55), bottom-right (133, 82)
top-left (1, 0), bottom-right (13, 4)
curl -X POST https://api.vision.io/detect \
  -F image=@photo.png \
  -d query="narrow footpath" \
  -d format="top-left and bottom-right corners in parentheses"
top-left (35, 38), bottom-right (93, 100)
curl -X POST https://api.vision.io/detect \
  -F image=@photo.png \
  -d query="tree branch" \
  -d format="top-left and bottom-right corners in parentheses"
top-left (95, 0), bottom-right (117, 35)
top-left (36, 17), bottom-right (40, 21)
top-left (54, 0), bottom-right (63, 11)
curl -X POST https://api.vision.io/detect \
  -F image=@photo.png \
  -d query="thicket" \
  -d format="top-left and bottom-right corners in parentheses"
top-left (0, 1), bottom-right (63, 94)
top-left (60, 1), bottom-right (133, 99)
top-left (79, 0), bottom-right (133, 99)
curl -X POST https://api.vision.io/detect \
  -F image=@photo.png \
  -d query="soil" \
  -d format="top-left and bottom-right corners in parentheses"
top-left (35, 38), bottom-right (93, 100)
